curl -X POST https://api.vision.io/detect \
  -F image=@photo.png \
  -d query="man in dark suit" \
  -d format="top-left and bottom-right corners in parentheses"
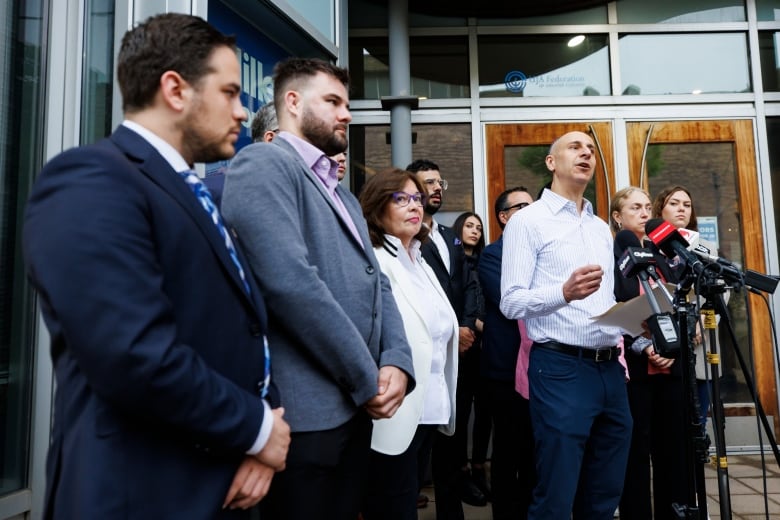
top-left (222, 58), bottom-right (415, 520)
top-left (406, 159), bottom-right (483, 518)
top-left (477, 187), bottom-right (536, 520)
top-left (22, 14), bottom-right (289, 519)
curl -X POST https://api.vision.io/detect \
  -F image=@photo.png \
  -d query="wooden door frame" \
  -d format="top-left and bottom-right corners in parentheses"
top-left (627, 119), bottom-right (776, 427)
top-left (485, 122), bottom-right (615, 242)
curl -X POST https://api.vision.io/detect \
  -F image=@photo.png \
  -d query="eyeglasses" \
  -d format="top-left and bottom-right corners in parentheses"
top-left (502, 202), bottom-right (530, 212)
top-left (423, 178), bottom-right (448, 191)
top-left (391, 191), bottom-right (426, 207)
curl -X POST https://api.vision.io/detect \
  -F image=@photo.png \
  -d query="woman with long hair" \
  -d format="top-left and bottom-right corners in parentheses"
top-left (611, 186), bottom-right (686, 520)
top-left (451, 211), bottom-right (491, 500)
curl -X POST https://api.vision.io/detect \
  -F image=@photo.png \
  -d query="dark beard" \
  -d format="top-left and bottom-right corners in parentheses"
top-left (181, 99), bottom-right (234, 164)
top-left (301, 107), bottom-right (347, 156)
top-left (424, 201), bottom-right (440, 215)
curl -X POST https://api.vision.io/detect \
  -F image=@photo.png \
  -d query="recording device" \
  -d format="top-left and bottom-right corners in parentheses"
top-left (677, 228), bottom-right (700, 249)
top-left (645, 219), bottom-right (705, 274)
top-left (615, 229), bottom-right (680, 357)
top-left (645, 218), bottom-right (747, 284)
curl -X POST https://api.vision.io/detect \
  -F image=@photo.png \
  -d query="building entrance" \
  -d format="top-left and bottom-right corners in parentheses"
top-left (485, 119), bottom-right (776, 447)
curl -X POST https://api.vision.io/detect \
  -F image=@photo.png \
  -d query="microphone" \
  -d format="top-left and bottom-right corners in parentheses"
top-left (615, 230), bottom-right (657, 284)
top-left (691, 243), bottom-right (742, 272)
top-left (646, 218), bottom-right (743, 282)
top-left (615, 229), bottom-right (680, 357)
top-left (677, 228), bottom-right (700, 249)
top-left (614, 230), bottom-right (671, 299)
top-left (645, 219), bottom-right (705, 275)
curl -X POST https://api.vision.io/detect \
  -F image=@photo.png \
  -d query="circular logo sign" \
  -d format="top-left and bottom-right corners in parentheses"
top-left (504, 71), bottom-right (527, 93)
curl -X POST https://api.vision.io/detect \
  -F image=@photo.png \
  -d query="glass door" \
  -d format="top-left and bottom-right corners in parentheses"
top-left (484, 122), bottom-right (615, 241)
top-left (485, 119), bottom-right (776, 439)
top-left (627, 120), bottom-right (775, 431)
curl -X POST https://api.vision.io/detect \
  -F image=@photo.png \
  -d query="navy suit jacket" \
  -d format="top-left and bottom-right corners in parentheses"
top-left (204, 172), bottom-right (226, 207)
top-left (23, 125), bottom-right (274, 519)
top-left (477, 235), bottom-right (521, 381)
top-left (421, 223), bottom-right (481, 330)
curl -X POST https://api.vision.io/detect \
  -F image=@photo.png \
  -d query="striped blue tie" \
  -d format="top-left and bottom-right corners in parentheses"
top-left (178, 170), bottom-right (251, 295)
top-left (178, 170), bottom-right (270, 398)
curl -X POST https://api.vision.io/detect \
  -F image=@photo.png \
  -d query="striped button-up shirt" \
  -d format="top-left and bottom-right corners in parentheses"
top-left (500, 189), bottom-right (621, 348)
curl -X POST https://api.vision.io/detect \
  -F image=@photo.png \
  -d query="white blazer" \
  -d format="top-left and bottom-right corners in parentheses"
top-left (371, 236), bottom-right (459, 455)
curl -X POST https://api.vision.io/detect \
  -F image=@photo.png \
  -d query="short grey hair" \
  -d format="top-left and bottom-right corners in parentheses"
top-left (251, 103), bottom-right (278, 142)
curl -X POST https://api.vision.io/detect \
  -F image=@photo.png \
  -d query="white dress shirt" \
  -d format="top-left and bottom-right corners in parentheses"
top-left (500, 189), bottom-right (621, 348)
top-left (395, 237), bottom-right (452, 424)
top-left (428, 218), bottom-right (451, 274)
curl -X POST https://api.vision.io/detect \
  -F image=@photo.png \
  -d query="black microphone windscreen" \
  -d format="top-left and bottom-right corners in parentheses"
top-left (614, 229), bottom-right (642, 250)
top-left (645, 218), bottom-right (665, 236)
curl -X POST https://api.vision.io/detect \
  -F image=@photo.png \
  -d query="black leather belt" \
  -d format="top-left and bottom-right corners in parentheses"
top-left (534, 341), bottom-right (620, 363)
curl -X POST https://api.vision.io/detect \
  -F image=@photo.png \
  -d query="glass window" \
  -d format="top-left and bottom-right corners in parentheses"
top-left (286, 0), bottom-right (334, 41)
top-left (619, 33), bottom-right (751, 95)
top-left (768, 118), bottom-right (780, 282)
top-left (349, 124), bottom-right (473, 221)
top-left (756, 0), bottom-right (780, 21)
top-left (348, 36), bottom-right (469, 100)
top-left (759, 31), bottom-right (780, 91)
top-left (646, 142), bottom-right (751, 402)
top-left (80, 0), bottom-right (115, 144)
top-left (478, 34), bottom-right (610, 97)
top-left (503, 145), bottom-right (600, 212)
top-left (616, 0), bottom-right (745, 23)
top-left (0, 0), bottom-right (45, 496)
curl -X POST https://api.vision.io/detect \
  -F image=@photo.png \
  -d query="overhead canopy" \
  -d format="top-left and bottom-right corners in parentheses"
top-left (364, 0), bottom-right (613, 18)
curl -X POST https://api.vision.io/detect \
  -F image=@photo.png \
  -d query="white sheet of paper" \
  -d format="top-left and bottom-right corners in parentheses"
top-left (591, 283), bottom-right (676, 336)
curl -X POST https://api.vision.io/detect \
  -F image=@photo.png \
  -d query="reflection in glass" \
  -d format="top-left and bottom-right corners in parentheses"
top-left (348, 37), bottom-right (469, 100)
top-left (478, 34), bottom-right (610, 97)
top-left (767, 118), bottom-right (780, 293)
top-left (755, 0), bottom-right (780, 21)
top-left (287, 0), bottom-right (334, 40)
top-left (349, 124), bottom-right (473, 218)
top-left (504, 146), bottom-right (599, 213)
top-left (0, 0), bottom-right (44, 496)
top-left (478, 4), bottom-right (607, 26)
top-left (619, 33), bottom-right (751, 95)
top-left (759, 32), bottom-right (780, 92)
top-left (616, 0), bottom-right (745, 23)
top-left (348, 0), bottom-right (467, 30)
top-left (646, 142), bottom-right (749, 403)
top-left (81, 0), bottom-right (114, 145)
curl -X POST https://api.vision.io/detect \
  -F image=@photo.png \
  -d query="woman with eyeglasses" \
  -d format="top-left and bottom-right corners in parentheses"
top-left (359, 168), bottom-right (459, 520)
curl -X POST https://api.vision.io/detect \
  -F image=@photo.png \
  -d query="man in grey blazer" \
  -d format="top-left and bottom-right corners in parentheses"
top-left (222, 58), bottom-right (415, 520)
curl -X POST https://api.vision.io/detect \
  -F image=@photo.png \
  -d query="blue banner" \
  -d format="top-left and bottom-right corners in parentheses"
top-left (206, 1), bottom-right (289, 175)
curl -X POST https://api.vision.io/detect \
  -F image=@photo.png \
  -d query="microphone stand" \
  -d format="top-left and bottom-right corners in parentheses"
top-left (696, 276), bottom-right (731, 519)
top-left (671, 269), bottom-right (710, 519)
top-left (705, 271), bottom-right (780, 469)
top-left (673, 261), bottom-right (780, 520)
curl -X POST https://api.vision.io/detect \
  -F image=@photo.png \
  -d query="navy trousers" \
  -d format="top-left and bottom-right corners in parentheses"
top-left (527, 345), bottom-right (632, 520)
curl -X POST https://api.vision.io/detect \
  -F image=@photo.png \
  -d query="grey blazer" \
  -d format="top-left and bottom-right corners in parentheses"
top-left (222, 137), bottom-right (415, 432)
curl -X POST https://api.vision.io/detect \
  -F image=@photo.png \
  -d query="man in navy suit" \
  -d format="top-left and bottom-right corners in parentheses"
top-left (477, 187), bottom-right (535, 520)
top-left (23, 13), bottom-right (289, 519)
